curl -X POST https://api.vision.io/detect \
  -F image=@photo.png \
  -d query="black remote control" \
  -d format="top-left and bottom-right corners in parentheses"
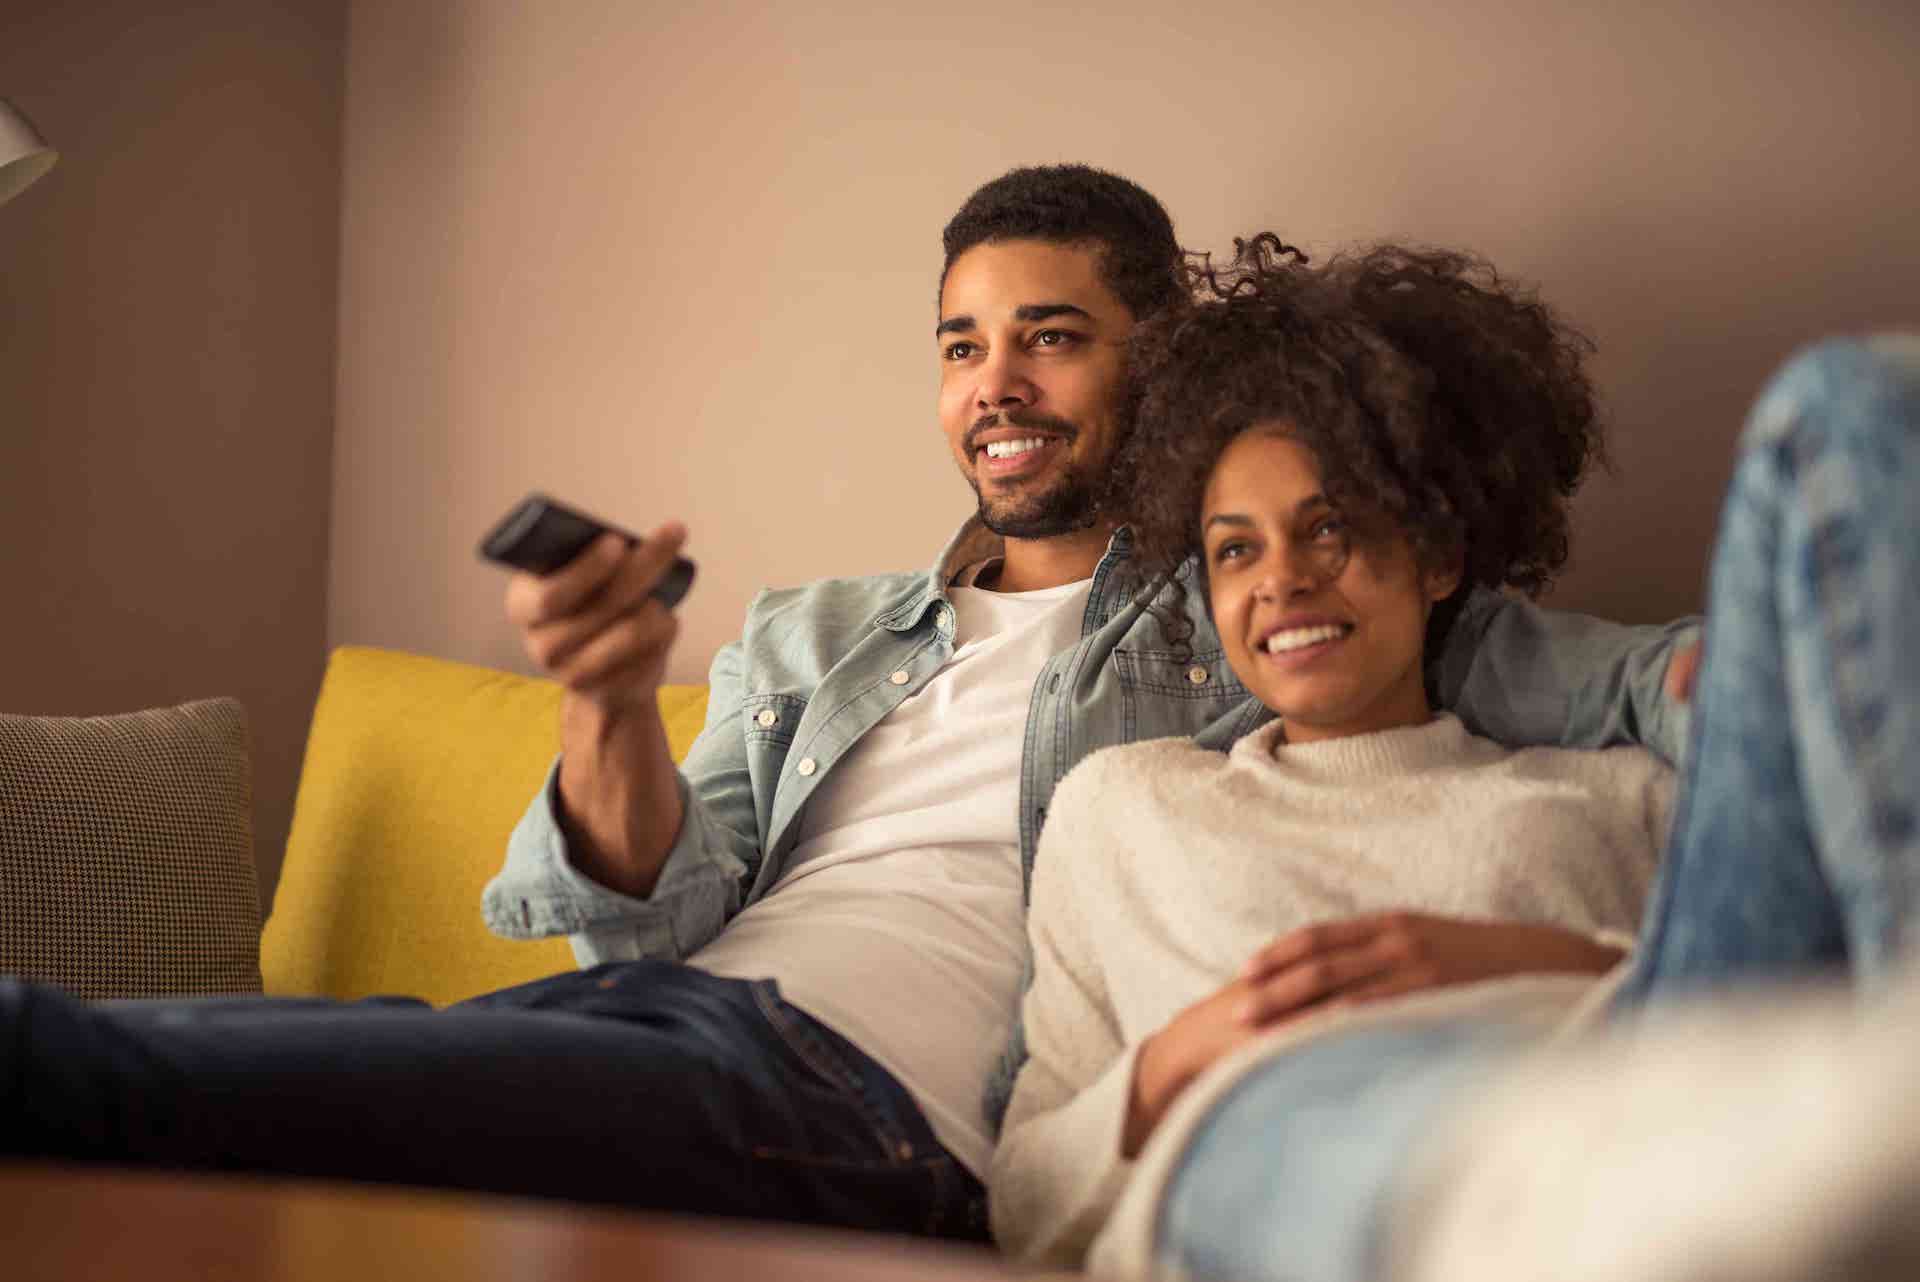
top-left (479, 493), bottom-right (695, 609)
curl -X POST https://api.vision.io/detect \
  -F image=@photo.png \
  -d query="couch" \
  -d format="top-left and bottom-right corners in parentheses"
top-left (263, 644), bottom-right (711, 1003)
top-left (0, 645), bottom-right (709, 1006)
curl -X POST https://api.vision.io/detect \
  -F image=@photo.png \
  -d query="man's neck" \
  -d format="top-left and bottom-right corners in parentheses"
top-left (990, 522), bottom-right (1115, 593)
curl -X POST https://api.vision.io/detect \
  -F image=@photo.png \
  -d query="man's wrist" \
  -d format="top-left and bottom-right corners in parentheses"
top-left (555, 692), bottom-right (681, 899)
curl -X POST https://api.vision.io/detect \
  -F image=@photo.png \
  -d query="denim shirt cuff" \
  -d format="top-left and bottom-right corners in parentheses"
top-left (481, 758), bottom-right (733, 962)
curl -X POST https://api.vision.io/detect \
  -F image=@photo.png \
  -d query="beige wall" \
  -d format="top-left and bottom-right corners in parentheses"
top-left (0, 1), bottom-right (345, 904)
top-left (6, 1), bottom-right (1915, 909)
top-left (334, 0), bottom-right (1920, 688)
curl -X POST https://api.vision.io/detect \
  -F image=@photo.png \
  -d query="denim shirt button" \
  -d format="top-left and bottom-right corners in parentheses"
top-left (889, 670), bottom-right (910, 686)
top-left (796, 757), bottom-right (818, 776)
top-left (1186, 665), bottom-right (1210, 685)
top-left (755, 708), bottom-right (779, 728)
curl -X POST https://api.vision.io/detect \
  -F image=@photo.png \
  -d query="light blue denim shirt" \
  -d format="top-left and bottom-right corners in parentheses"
top-left (483, 515), bottom-right (1697, 966)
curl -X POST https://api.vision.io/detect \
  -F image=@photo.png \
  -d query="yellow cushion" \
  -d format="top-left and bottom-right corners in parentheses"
top-left (261, 645), bottom-right (709, 1005)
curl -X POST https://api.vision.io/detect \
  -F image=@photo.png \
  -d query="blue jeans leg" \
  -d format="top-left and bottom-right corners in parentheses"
top-left (1154, 1022), bottom-right (1520, 1282)
top-left (1617, 334), bottom-right (1920, 1001)
top-left (0, 961), bottom-right (985, 1239)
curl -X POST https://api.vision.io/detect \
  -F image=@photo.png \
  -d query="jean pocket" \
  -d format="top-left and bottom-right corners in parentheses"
top-left (748, 983), bottom-right (930, 1158)
top-left (750, 983), bottom-right (865, 1094)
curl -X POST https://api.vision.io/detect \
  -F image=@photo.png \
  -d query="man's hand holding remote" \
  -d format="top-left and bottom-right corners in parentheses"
top-left (502, 520), bottom-right (695, 899)
top-left (504, 521), bottom-right (691, 706)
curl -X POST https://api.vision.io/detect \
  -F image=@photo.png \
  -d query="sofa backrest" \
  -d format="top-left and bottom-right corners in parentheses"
top-left (261, 645), bottom-right (709, 1005)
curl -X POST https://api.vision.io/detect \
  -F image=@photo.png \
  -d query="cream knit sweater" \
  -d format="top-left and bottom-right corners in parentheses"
top-left (989, 713), bottom-right (1673, 1270)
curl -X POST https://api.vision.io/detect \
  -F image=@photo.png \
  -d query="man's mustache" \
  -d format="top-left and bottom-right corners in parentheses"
top-left (963, 410), bottom-right (1080, 457)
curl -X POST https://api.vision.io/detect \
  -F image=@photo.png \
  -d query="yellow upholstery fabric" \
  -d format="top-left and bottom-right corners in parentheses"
top-left (261, 646), bottom-right (709, 1005)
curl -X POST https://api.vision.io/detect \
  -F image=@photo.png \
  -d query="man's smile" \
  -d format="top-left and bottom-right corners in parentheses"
top-left (974, 434), bottom-right (1066, 481)
top-left (982, 436), bottom-right (1050, 460)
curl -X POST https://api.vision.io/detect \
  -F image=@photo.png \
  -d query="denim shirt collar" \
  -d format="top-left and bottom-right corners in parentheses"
top-left (872, 516), bottom-right (1140, 634)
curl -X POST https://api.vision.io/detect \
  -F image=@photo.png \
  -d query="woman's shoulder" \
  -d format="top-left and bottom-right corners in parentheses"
top-left (1035, 736), bottom-right (1229, 901)
top-left (1043, 736), bottom-right (1230, 845)
top-left (1494, 735), bottom-right (1668, 775)
top-left (1487, 735), bottom-right (1675, 804)
top-left (1055, 735), bottom-right (1225, 801)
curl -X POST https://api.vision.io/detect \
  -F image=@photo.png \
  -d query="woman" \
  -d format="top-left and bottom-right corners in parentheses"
top-left (989, 237), bottom-right (1920, 1282)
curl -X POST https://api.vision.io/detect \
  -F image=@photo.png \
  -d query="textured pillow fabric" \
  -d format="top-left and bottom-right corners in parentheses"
top-left (0, 697), bottom-right (263, 999)
top-left (263, 645), bottom-right (710, 1006)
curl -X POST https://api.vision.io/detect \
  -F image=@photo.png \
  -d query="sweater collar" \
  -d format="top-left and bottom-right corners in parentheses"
top-left (1231, 712), bottom-right (1474, 779)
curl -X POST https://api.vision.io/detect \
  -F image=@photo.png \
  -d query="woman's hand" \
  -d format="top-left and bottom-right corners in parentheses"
top-left (1127, 975), bottom-right (1270, 1159)
top-left (1124, 913), bottom-right (1623, 1157)
top-left (1235, 912), bottom-right (1624, 1023)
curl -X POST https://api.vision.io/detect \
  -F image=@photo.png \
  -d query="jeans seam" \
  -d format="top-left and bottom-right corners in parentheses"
top-left (749, 983), bottom-right (916, 1163)
top-left (925, 1149), bottom-right (954, 1237)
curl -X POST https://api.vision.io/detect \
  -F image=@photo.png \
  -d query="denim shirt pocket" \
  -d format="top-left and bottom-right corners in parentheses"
top-left (1110, 646), bottom-right (1249, 741)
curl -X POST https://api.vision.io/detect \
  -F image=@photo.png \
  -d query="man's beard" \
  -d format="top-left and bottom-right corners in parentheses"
top-left (963, 409), bottom-right (1103, 539)
top-left (970, 462), bottom-right (1102, 538)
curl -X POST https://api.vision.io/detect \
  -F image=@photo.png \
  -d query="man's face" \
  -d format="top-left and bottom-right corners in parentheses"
top-left (936, 239), bottom-right (1134, 539)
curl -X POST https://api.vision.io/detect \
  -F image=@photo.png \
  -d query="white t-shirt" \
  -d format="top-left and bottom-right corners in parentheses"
top-left (690, 575), bottom-right (1094, 1177)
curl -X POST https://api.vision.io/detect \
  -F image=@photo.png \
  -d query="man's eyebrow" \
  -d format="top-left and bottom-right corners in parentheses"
top-left (934, 302), bottom-right (1095, 339)
top-left (1014, 302), bottom-right (1094, 324)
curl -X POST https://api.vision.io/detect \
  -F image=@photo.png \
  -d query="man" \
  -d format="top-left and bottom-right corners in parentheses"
top-left (0, 165), bottom-right (1691, 1239)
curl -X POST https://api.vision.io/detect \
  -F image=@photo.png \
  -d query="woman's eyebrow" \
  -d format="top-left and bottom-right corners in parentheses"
top-left (1204, 494), bottom-right (1330, 532)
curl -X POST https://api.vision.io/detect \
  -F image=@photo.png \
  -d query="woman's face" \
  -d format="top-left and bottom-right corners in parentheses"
top-left (1201, 427), bottom-right (1459, 744)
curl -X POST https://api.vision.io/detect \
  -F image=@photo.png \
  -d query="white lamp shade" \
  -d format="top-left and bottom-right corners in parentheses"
top-left (0, 98), bottom-right (58, 207)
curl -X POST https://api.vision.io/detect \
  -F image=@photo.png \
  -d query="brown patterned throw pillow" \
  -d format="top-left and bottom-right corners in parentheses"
top-left (0, 698), bottom-right (263, 998)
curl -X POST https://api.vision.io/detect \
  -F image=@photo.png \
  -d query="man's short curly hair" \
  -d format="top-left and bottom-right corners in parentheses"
top-left (940, 165), bottom-right (1187, 320)
top-left (1116, 234), bottom-right (1604, 629)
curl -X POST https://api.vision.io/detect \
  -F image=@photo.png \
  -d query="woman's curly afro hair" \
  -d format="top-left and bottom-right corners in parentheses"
top-left (1115, 234), bottom-right (1605, 623)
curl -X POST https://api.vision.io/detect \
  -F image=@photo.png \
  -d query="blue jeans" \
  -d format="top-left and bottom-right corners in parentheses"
top-left (1157, 336), bottom-right (1920, 1282)
top-left (0, 960), bottom-right (986, 1239)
